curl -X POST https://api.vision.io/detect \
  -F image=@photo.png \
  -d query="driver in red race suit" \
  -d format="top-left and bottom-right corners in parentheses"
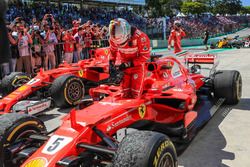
top-left (168, 21), bottom-right (186, 54)
top-left (109, 18), bottom-right (150, 98)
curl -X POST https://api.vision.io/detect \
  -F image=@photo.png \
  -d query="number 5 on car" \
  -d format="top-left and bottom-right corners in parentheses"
top-left (42, 135), bottom-right (73, 155)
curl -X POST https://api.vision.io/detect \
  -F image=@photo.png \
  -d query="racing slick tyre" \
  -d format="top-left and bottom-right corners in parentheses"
top-left (50, 74), bottom-right (85, 107)
top-left (214, 70), bottom-right (242, 104)
top-left (0, 72), bottom-right (31, 96)
top-left (0, 113), bottom-right (46, 167)
top-left (113, 131), bottom-right (177, 167)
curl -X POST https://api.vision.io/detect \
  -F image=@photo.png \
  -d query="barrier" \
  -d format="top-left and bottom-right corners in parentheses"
top-left (151, 27), bottom-right (250, 49)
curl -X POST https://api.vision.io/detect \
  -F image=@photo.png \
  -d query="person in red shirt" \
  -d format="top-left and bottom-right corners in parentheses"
top-left (82, 25), bottom-right (93, 59)
top-left (72, 20), bottom-right (80, 36)
top-left (109, 18), bottom-right (150, 98)
top-left (62, 30), bottom-right (75, 63)
top-left (168, 21), bottom-right (186, 54)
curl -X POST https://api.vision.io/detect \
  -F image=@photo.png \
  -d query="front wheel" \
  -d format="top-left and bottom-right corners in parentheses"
top-left (113, 131), bottom-right (177, 167)
top-left (0, 113), bottom-right (46, 166)
top-left (50, 75), bottom-right (85, 107)
top-left (0, 72), bottom-right (30, 96)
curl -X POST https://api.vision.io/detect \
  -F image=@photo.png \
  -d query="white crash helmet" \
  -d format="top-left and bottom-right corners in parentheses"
top-left (174, 20), bottom-right (182, 27)
top-left (109, 18), bottom-right (131, 45)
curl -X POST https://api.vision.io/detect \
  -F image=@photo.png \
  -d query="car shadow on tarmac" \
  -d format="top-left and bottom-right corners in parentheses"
top-left (233, 98), bottom-right (250, 111)
top-left (178, 105), bottom-right (235, 167)
top-left (38, 113), bottom-right (61, 122)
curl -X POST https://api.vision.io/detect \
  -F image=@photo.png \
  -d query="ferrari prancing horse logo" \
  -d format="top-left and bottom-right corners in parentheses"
top-left (138, 104), bottom-right (146, 118)
top-left (78, 70), bottom-right (84, 77)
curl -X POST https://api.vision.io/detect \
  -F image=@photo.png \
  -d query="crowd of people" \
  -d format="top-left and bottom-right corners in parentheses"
top-left (167, 15), bottom-right (250, 39)
top-left (5, 13), bottom-right (109, 77)
top-left (5, 2), bottom-right (250, 39)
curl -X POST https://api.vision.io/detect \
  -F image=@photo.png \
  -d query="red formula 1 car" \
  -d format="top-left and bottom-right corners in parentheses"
top-left (0, 48), bottom-right (121, 115)
top-left (0, 53), bottom-right (242, 167)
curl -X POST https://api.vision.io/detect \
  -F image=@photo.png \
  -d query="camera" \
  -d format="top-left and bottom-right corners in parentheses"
top-left (47, 14), bottom-right (53, 18)
top-left (33, 25), bottom-right (39, 31)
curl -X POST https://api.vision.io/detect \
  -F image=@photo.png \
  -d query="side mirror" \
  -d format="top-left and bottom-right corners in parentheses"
top-left (190, 65), bottom-right (201, 74)
top-left (147, 63), bottom-right (158, 72)
top-left (77, 99), bottom-right (94, 110)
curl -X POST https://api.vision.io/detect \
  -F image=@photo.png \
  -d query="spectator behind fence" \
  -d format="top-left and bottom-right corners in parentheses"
top-left (30, 27), bottom-right (44, 71)
top-left (82, 25), bottom-right (93, 59)
top-left (43, 25), bottom-right (58, 70)
top-left (74, 27), bottom-right (85, 62)
top-left (16, 25), bottom-right (33, 74)
top-left (8, 26), bottom-right (19, 72)
top-left (63, 29), bottom-right (75, 63)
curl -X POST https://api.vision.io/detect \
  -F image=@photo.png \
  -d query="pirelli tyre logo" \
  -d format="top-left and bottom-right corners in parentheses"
top-left (138, 104), bottom-right (146, 118)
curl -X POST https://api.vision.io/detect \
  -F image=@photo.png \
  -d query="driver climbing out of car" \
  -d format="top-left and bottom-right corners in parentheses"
top-left (109, 18), bottom-right (150, 98)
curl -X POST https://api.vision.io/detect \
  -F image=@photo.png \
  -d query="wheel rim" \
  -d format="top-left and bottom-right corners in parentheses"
top-left (158, 152), bottom-right (174, 167)
top-left (16, 129), bottom-right (37, 142)
top-left (67, 82), bottom-right (83, 102)
top-left (236, 75), bottom-right (242, 101)
top-left (5, 129), bottom-right (39, 166)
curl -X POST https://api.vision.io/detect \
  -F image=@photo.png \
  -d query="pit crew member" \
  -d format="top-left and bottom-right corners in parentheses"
top-left (168, 20), bottom-right (186, 54)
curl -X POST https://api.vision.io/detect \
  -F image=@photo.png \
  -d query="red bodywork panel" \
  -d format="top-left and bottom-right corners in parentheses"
top-left (21, 54), bottom-right (210, 167)
top-left (0, 48), bottom-right (111, 114)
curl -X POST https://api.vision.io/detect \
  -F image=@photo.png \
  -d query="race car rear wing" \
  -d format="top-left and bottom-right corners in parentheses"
top-left (176, 51), bottom-right (219, 77)
top-left (186, 53), bottom-right (216, 64)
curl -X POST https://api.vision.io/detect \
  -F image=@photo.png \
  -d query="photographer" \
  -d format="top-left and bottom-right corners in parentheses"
top-left (16, 24), bottom-right (33, 74)
top-left (8, 25), bottom-right (19, 72)
top-left (54, 22), bottom-right (63, 66)
top-left (42, 14), bottom-right (55, 29)
top-left (30, 25), bottom-right (44, 72)
top-left (168, 21), bottom-right (186, 54)
top-left (74, 27), bottom-right (84, 62)
top-left (43, 25), bottom-right (58, 70)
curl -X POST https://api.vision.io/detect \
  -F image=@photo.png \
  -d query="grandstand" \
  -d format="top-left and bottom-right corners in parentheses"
top-left (16, 0), bottom-right (146, 7)
top-left (6, 0), bottom-right (250, 40)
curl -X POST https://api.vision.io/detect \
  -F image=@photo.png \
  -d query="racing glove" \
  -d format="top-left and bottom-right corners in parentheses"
top-left (119, 62), bottom-right (133, 71)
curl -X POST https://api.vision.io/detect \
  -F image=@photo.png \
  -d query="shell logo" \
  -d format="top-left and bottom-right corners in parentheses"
top-left (24, 157), bottom-right (47, 167)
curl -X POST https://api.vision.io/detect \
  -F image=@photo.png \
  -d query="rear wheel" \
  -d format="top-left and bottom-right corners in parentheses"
top-left (0, 113), bottom-right (46, 166)
top-left (113, 131), bottom-right (177, 167)
top-left (50, 75), bottom-right (85, 107)
top-left (0, 72), bottom-right (30, 96)
top-left (214, 70), bottom-right (242, 104)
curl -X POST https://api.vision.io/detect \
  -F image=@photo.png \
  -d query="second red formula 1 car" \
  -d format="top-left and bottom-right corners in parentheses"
top-left (0, 52), bottom-right (242, 167)
top-left (0, 48), bottom-right (122, 115)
